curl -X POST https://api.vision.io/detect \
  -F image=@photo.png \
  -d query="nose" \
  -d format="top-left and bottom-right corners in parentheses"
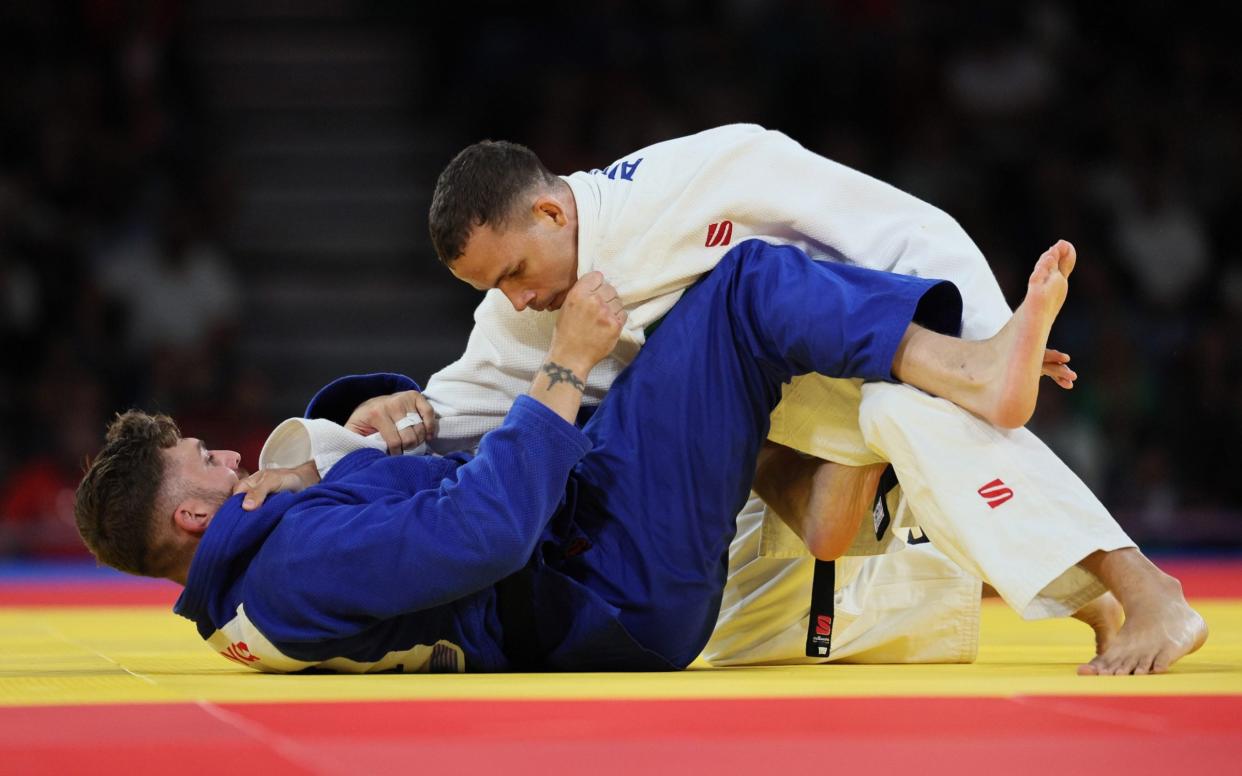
top-left (503, 286), bottom-right (537, 312)
top-left (215, 450), bottom-right (242, 471)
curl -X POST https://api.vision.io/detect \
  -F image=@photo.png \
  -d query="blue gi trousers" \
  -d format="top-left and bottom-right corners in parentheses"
top-left (558, 239), bottom-right (962, 668)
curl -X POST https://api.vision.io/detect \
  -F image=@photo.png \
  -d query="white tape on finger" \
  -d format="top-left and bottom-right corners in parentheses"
top-left (395, 412), bottom-right (424, 431)
top-left (371, 412), bottom-right (426, 456)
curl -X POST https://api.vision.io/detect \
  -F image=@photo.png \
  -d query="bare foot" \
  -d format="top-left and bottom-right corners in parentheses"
top-left (889, 239), bottom-right (1076, 425)
top-left (1077, 570), bottom-right (1208, 676)
top-left (1072, 592), bottom-right (1123, 656)
top-left (977, 239), bottom-right (1076, 428)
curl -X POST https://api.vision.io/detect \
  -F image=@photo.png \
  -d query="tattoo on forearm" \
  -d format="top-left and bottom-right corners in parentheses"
top-left (542, 361), bottom-right (585, 393)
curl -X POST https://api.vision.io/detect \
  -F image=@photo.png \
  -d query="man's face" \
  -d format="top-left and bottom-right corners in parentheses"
top-left (449, 207), bottom-right (578, 313)
top-left (165, 438), bottom-right (243, 505)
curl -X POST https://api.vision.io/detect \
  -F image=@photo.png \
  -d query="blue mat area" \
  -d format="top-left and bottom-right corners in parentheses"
top-left (0, 560), bottom-right (146, 582)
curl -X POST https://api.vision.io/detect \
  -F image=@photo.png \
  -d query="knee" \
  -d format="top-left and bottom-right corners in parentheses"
top-left (802, 519), bottom-right (853, 562)
top-left (799, 459), bottom-right (888, 562)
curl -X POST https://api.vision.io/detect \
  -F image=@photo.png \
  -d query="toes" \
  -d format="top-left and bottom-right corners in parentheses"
top-left (1030, 254), bottom-right (1054, 283)
top-left (1135, 652), bottom-right (1160, 676)
top-left (1152, 641), bottom-right (1188, 674)
top-left (1152, 650), bottom-right (1174, 674)
top-left (1089, 649), bottom-right (1132, 676)
top-left (1080, 654), bottom-right (1110, 676)
top-left (1053, 239), bottom-right (1077, 277)
top-left (1118, 654), bottom-right (1144, 675)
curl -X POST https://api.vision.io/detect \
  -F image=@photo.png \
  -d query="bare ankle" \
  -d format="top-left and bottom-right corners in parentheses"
top-left (1079, 548), bottom-right (1187, 608)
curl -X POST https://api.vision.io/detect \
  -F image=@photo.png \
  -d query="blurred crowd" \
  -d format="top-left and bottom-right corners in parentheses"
top-left (0, 1), bottom-right (252, 558)
top-left (1, 1), bottom-right (1238, 559)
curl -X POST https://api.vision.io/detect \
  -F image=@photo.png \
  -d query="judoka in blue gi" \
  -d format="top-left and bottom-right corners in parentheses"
top-left (75, 241), bottom-right (1063, 673)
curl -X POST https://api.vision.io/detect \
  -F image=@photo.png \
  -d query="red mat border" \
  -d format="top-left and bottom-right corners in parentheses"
top-left (2, 695), bottom-right (1238, 775)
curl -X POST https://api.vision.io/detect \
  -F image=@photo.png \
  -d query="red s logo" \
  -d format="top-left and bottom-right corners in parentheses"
top-left (978, 479), bottom-right (1014, 508)
top-left (705, 220), bottom-right (733, 248)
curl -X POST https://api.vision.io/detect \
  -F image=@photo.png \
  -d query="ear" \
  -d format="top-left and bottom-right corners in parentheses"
top-left (171, 497), bottom-right (215, 537)
top-left (531, 194), bottom-right (567, 227)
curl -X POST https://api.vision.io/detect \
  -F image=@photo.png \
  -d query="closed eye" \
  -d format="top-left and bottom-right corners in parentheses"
top-left (490, 260), bottom-right (525, 290)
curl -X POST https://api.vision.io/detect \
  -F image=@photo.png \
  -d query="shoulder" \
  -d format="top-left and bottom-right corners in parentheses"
top-left (635, 124), bottom-right (772, 164)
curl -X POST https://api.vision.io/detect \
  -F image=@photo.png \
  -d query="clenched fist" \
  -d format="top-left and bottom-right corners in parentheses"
top-left (549, 271), bottom-right (627, 373)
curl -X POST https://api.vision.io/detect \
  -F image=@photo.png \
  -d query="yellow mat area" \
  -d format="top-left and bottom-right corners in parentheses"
top-left (2, 600), bottom-right (1240, 708)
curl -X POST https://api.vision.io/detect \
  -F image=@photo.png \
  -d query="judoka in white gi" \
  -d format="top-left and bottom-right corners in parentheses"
top-left (355, 125), bottom-right (1203, 675)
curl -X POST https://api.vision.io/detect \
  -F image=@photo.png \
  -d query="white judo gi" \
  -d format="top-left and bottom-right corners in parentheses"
top-left (423, 124), bottom-right (1133, 665)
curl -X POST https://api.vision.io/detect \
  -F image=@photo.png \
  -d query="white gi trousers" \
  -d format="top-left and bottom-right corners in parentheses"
top-left (704, 497), bottom-right (982, 666)
top-left (705, 381), bottom-right (1135, 667)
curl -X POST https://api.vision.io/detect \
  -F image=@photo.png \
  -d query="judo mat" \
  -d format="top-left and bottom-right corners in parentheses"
top-left (2, 559), bottom-right (1240, 776)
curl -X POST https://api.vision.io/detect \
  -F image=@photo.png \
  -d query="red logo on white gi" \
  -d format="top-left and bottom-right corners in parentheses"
top-left (220, 641), bottom-right (261, 665)
top-left (977, 479), bottom-right (1014, 509)
top-left (705, 220), bottom-right (733, 248)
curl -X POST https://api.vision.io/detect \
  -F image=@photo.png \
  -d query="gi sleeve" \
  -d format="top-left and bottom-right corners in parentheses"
top-left (242, 395), bottom-right (591, 642)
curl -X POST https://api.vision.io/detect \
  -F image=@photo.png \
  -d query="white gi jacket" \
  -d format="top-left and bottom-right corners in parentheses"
top-left (423, 123), bottom-right (1011, 459)
top-left (423, 124), bottom-right (1132, 648)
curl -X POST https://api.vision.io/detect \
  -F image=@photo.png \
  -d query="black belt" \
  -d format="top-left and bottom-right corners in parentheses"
top-left (805, 464), bottom-right (900, 658)
top-left (495, 567), bottom-right (541, 671)
top-left (805, 559), bottom-right (836, 657)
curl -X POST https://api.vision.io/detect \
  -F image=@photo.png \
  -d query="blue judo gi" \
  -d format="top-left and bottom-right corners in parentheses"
top-left (174, 240), bottom-right (961, 672)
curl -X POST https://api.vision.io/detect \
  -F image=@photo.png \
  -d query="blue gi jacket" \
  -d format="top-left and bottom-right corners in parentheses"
top-left (173, 374), bottom-right (667, 673)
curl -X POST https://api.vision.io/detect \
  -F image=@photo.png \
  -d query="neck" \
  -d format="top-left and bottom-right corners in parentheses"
top-left (167, 567), bottom-right (189, 587)
top-left (159, 537), bottom-right (199, 587)
top-left (557, 177), bottom-right (580, 274)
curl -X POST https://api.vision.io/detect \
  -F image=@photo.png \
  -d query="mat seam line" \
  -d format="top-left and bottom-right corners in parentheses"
top-left (196, 700), bottom-right (341, 775)
top-left (42, 624), bottom-right (160, 687)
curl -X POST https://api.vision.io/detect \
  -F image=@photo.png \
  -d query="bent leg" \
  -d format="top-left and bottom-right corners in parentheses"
top-left (859, 380), bottom-right (1132, 618)
top-left (570, 239), bottom-right (962, 667)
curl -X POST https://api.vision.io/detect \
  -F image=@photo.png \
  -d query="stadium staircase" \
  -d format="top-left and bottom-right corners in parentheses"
top-left (191, 0), bottom-right (477, 415)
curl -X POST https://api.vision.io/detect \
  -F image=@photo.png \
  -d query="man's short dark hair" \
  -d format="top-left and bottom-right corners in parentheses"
top-left (429, 140), bottom-right (558, 264)
top-left (75, 410), bottom-right (180, 577)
